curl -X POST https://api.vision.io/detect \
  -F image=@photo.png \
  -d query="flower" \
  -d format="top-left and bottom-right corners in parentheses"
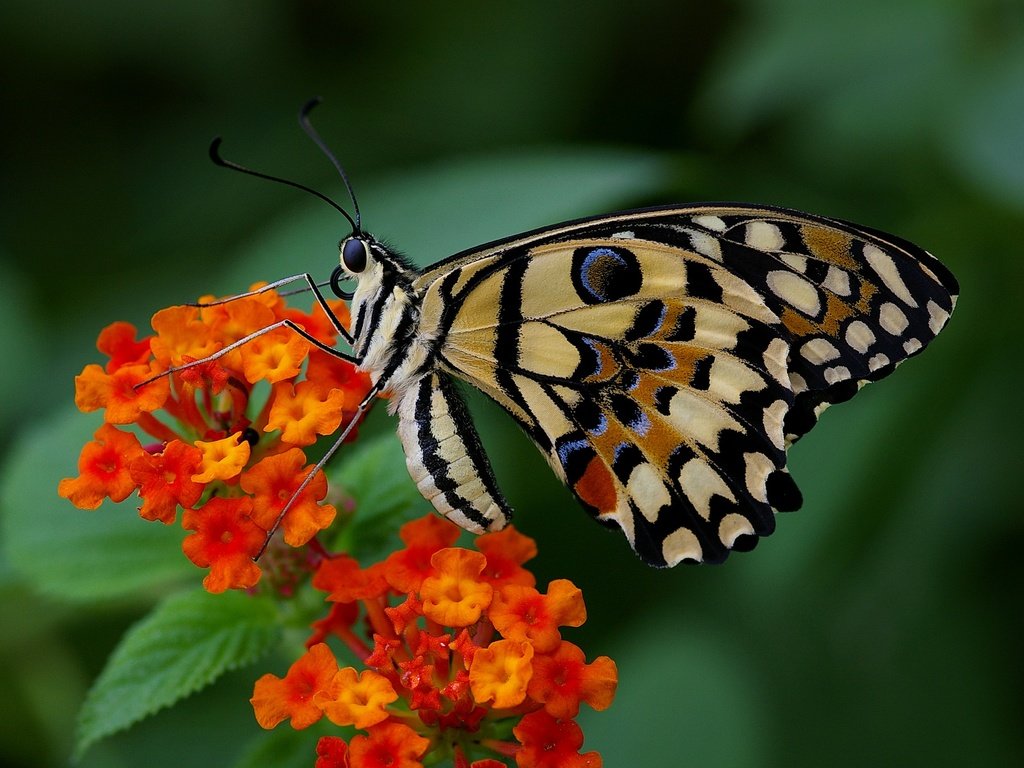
top-left (58, 423), bottom-right (146, 509)
top-left (469, 639), bottom-right (534, 709)
top-left (420, 548), bottom-right (493, 627)
top-left (62, 285), bottom-right (372, 592)
top-left (253, 514), bottom-right (615, 767)
top-left (348, 722), bottom-right (430, 768)
top-left (181, 496), bottom-right (264, 593)
top-left (251, 643), bottom-right (339, 730)
top-left (316, 668), bottom-right (398, 728)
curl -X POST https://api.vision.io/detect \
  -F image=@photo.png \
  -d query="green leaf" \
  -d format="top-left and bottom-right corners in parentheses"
top-left (329, 431), bottom-right (432, 561)
top-left (74, 589), bottom-right (281, 759)
top-left (0, 407), bottom-right (193, 602)
top-left (233, 725), bottom-right (325, 768)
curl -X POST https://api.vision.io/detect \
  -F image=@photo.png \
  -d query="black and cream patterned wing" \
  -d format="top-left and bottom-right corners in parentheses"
top-left (410, 204), bottom-right (957, 566)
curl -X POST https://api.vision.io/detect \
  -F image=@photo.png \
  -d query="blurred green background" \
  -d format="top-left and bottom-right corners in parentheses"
top-left (1, 1), bottom-right (1022, 766)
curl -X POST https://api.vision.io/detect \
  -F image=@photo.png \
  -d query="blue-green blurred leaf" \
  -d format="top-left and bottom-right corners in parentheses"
top-left (75, 589), bottom-right (280, 759)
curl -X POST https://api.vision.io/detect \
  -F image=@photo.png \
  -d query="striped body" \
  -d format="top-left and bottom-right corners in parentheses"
top-left (339, 203), bottom-right (957, 566)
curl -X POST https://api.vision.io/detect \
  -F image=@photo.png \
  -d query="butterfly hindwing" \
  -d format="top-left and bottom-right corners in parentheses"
top-left (407, 204), bottom-right (957, 565)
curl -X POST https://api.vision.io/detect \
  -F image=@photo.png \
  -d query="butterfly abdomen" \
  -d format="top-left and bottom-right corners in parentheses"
top-left (395, 370), bottom-right (512, 534)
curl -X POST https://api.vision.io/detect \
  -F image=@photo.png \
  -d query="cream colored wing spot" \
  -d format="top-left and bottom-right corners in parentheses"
top-left (927, 299), bottom-right (951, 335)
top-left (677, 458), bottom-right (735, 521)
top-left (903, 338), bottom-right (922, 355)
top-left (824, 366), bottom-right (851, 385)
top-left (703, 355), bottom-right (768, 404)
top-left (687, 229), bottom-right (723, 261)
top-left (864, 243), bottom-right (918, 307)
top-left (879, 302), bottom-right (910, 336)
top-left (868, 353), bottom-right (890, 371)
top-left (745, 221), bottom-right (786, 251)
top-left (766, 270), bottom-right (821, 316)
top-left (780, 253), bottom-right (807, 272)
top-left (516, 322), bottom-right (581, 378)
top-left (762, 338), bottom-right (791, 386)
top-left (718, 513), bottom-right (755, 548)
top-left (763, 400), bottom-right (789, 451)
top-left (822, 265), bottom-right (852, 296)
top-left (666, 389), bottom-right (741, 452)
top-left (662, 527), bottom-right (703, 565)
top-left (800, 338), bottom-right (841, 364)
top-left (844, 320), bottom-right (876, 353)
top-left (693, 214), bottom-right (727, 232)
top-left (626, 462), bottom-right (672, 524)
top-left (743, 452), bottom-right (774, 505)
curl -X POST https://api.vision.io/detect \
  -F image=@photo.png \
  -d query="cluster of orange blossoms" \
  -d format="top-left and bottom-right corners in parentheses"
top-left (58, 287), bottom-right (370, 591)
top-left (59, 289), bottom-right (618, 766)
top-left (256, 516), bottom-right (617, 766)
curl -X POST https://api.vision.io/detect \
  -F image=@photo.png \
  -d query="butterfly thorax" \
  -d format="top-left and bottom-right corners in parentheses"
top-left (347, 240), bottom-right (437, 408)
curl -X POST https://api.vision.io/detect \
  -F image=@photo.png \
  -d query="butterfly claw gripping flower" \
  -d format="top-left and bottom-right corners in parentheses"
top-left (60, 289), bottom-right (370, 591)
top-left (251, 516), bottom-right (616, 767)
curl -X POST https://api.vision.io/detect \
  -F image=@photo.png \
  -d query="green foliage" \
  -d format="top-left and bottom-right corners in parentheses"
top-left (74, 590), bottom-right (280, 760)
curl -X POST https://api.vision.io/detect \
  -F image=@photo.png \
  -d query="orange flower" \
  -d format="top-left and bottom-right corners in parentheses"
top-left (149, 305), bottom-right (219, 367)
top-left (240, 448), bottom-right (336, 546)
top-left (527, 641), bottom-right (617, 719)
top-left (348, 722), bottom-right (430, 768)
top-left (181, 496), bottom-right (263, 593)
top-left (513, 710), bottom-right (602, 768)
top-left (58, 424), bottom-right (145, 509)
top-left (265, 380), bottom-right (345, 446)
top-left (240, 325), bottom-right (309, 384)
top-left (489, 580), bottom-right (586, 653)
top-left (74, 362), bottom-right (170, 424)
top-left (383, 514), bottom-right (462, 594)
top-left (96, 321), bottom-right (153, 373)
top-left (316, 667), bottom-right (398, 728)
top-left (313, 555), bottom-right (390, 603)
top-left (251, 643), bottom-right (339, 730)
top-left (468, 638), bottom-right (534, 710)
top-left (420, 548), bottom-right (493, 627)
top-left (129, 440), bottom-right (204, 523)
top-left (192, 432), bottom-right (251, 483)
top-left (476, 526), bottom-right (538, 588)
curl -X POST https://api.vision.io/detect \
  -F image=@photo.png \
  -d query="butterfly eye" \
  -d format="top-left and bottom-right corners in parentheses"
top-left (341, 237), bottom-right (368, 273)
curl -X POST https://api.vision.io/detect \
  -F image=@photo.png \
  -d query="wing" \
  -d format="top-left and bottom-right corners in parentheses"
top-left (413, 204), bottom-right (957, 566)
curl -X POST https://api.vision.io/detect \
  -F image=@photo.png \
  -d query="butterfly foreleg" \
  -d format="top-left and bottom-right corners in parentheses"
top-left (255, 382), bottom-right (381, 558)
top-left (189, 273), bottom-right (354, 345)
top-left (135, 318), bottom-right (360, 390)
top-left (395, 370), bottom-right (513, 535)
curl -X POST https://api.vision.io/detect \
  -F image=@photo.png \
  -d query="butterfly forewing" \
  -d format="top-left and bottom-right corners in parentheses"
top-left (409, 204), bottom-right (957, 566)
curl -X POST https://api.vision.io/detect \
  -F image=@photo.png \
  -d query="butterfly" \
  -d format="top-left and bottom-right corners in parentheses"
top-left (181, 100), bottom-right (958, 567)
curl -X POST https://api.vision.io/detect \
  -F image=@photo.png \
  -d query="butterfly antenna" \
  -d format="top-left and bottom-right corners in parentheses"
top-left (209, 137), bottom-right (358, 233)
top-left (299, 97), bottom-right (362, 233)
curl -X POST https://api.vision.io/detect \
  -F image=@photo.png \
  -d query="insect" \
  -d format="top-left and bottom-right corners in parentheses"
top-left (164, 100), bottom-right (958, 567)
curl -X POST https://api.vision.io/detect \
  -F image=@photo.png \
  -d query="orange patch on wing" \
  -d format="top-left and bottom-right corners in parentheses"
top-left (574, 456), bottom-right (617, 514)
top-left (801, 224), bottom-right (857, 269)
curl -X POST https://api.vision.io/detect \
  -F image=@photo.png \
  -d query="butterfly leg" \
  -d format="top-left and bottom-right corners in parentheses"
top-left (395, 371), bottom-right (513, 535)
top-left (135, 318), bottom-right (359, 390)
top-left (255, 382), bottom-right (381, 558)
top-left (190, 273), bottom-right (354, 345)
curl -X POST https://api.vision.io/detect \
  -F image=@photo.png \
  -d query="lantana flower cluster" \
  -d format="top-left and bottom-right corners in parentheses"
top-left (254, 515), bottom-right (617, 767)
top-left (60, 289), bottom-right (619, 766)
top-left (58, 287), bottom-right (371, 591)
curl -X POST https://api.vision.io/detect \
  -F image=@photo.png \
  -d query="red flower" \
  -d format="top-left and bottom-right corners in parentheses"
top-left (58, 424), bottom-right (145, 509)
top-left (181, 496), bottom-right (264, 593)
top-left (129, 440), bottom-right (204, 523)
top-left (251, 643), bottom-right (339, 730)
top-left (513, 710), bottom-right (602, 768)
top-left (347, 722), bottom-right (430, 768)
